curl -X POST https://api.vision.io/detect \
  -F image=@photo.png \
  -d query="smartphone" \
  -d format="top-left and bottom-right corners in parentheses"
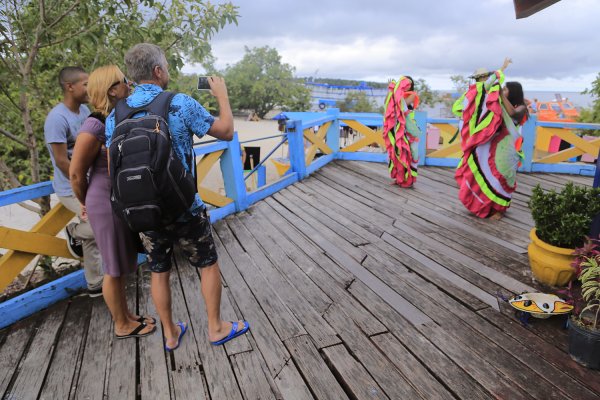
top-left (197, 76), bottom-right (211, 90)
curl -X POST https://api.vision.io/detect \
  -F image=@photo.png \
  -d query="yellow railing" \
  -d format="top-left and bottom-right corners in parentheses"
top-left (0, 145), bottom-right (235, 293)
top-left (0, 204), bottom-right (75, 291)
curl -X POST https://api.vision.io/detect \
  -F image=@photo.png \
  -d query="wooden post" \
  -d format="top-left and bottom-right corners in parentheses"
top-left (415, 111), bottom-right (427, 166)
top-left (520, 115), bottom-right (537, 172)
top-left (288, 120), bottom-right (307, 179)
top-left (220, 132), bottom-right (248, 212)
top-left (326, 107), bottom-right (341, 152)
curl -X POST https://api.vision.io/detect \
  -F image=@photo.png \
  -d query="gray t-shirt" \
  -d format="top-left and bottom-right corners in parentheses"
top-left (44, 103), bottom-right (90, 196)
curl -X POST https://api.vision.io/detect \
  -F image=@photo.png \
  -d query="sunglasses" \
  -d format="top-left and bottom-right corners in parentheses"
top-left (110, 77), bottom-right (130, 88)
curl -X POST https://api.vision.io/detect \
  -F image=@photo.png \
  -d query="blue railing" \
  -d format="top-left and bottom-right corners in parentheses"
top-left (1, 109), bottom-right (599, 327)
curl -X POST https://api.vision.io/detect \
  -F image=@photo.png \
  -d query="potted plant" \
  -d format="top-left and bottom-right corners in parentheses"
top-left (568, 241), bottom-right (600, 369)
top-left (528, 182), bottom-right (600, 286)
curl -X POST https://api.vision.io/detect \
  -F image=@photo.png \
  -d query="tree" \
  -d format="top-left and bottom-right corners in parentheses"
top-left (224, 46), bottom-right (311, 118)
top-left (336, 91), bottom-right (380, 113)
top-left (580, 73), bottom-right (600, 124)
top-left (414, 78), bottom-right (439, 107)
top-left (450, 75), bottom-right (470, 94)
top-left (0, 0), bottom-right (238, 214)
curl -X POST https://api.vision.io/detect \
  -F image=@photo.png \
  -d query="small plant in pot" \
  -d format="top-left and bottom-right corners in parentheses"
top-left (527, 182), bottom-right (600, 286)
top-left (568, 240), bottom-right (600, 369)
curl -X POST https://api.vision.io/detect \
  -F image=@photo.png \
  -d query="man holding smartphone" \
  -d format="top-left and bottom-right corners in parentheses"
top-left (105, 43), bottom-right (249, 350)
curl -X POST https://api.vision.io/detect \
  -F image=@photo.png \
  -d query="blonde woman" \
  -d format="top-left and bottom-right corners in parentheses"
top-left (70, 65), bottom-right (156, 338)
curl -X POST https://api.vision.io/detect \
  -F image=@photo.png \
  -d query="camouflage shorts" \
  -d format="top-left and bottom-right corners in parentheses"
top-left (140, 208), bottom-right (218, 273)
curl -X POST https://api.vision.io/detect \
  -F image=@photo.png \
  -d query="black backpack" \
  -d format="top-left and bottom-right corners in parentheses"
top-left (109, 91), bottom-right (196, 232)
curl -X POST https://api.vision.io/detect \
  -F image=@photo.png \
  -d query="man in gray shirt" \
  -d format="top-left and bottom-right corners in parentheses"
top-left (44, 66), bottom-right (103, 295)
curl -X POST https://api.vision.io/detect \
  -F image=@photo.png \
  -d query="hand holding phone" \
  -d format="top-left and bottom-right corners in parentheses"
top-left (198, 76), bottom-right (229, 99)
top-left (197, 76), bottom-right (211, 90)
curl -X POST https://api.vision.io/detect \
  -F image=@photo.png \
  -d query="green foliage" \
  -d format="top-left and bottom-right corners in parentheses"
top-left (224, 46), bottom-right (311, 118)
top-left (413, 78), bottom-right (439, 107)
top-left (529, 182), bottom-right (600, 249)
top-left (578, 73), bottom-right (600, 135)
top-left (168, 73), bottom-right (218, 113)
top-left (574, 255), bottom-right (600, 330)
top-left (336, 91), bottom-right (380, 113)
top-left (450, 75), bottom-right (470, 94)
top-left (0, 0), bottom-right (238, 186)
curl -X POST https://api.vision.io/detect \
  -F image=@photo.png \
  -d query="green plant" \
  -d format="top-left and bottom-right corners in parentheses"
top-left (572, 254), bottom-right (600, 330)
top-left (529, 182), bottom-right (600, 248)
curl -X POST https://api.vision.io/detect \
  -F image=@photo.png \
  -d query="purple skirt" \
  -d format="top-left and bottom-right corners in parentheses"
top-left (86, 153), bottom-right (139, 277)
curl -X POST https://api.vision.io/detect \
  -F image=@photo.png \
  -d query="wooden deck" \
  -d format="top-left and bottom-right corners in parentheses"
top-left (1, 161), bottom-right (599, 400)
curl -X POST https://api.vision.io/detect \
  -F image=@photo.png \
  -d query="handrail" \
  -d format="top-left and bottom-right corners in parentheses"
top-left (1, 109), bottom-right (598, 328)
top-left (240, 133), bottom-right (287, 144)
top-left (244, 136), bottom-right (288, 181)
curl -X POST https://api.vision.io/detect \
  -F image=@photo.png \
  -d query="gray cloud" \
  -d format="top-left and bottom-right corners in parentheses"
top-left (193, 0), bottom-right (599, 90)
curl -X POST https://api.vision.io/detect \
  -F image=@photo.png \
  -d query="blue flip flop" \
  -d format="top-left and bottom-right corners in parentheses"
top-left (211, 321), bottom-right (250, 346)
top-left (165, 321), bottom-right (187, 352)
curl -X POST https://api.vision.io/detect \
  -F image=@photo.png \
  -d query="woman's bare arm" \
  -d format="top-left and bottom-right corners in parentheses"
top-left (69, 133), bottom-right (101, 205)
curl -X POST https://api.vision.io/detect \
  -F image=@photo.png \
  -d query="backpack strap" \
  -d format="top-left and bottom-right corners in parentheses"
top-left (114, 91), bottom-right (176, 125)
top-left (146, 91), bottom-right (176, 121)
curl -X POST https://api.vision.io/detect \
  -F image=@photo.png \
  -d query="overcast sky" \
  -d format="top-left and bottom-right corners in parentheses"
top-left (184, 0), bottom-right (599, 91)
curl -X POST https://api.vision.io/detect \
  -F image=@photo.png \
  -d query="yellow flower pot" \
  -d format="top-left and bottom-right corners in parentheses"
top-left (527, 228), bottom-right (576, 286)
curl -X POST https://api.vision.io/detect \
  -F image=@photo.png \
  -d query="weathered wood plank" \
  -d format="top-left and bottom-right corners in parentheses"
top-left (414, 283), bottom-right (596, 400)
top-left (271, 358), bottom-right (315, 400)
top-left (231, 350), bottom-right (277, 400)
top-left (174, 252), bottom-right (244, 400)
top-left (239, 210), bottom-right (332, 314)
top-left (316, 165), bottom-right (533, 299)
top-left (419, 322), bottom-right (533, 400)
top-left (390, 268), bottom-right (588, 400)
top-left (311, 169), bottom-right (396, 223)
top-left (255, 199), bottom-right (354, 286)
top-left (228, 215), bottom-right (340, 349)
top-left (295, 181), bottom-right (386, 237)
top-left (0, 316), bottom-right (38, 397)
top-left (138, 268), bottom-right (171, 400)
top-left (267, 195), bottom-right (431, 326)
top-left (478, 307), bottom-right (600, 396)
top-left (321, 344), bottom-right (389, 400)
top-left (212, 230), bottom-right (293, 378)
top-left (380, 233), bottom-right (500, 309)
top-left (293, 176), bottom-right (491, 311)
top-left (278, 187), bottom-right (369, 247)
top-left (347, 279), bottom-right (500, 400)
top-left (106, 275), bottom-right (137, 400)
top-left (73, 298), bottom-right (113, 400)
top-left (7, 302), bottom-right (68, 400)
top-left (323, 303), bottom-right (424, 399)
top-left (363, 243), bottom-right (489, 311)
top-left (332, 161), bottom-right (532, 244)
top-left (284, 335), bottom-right (348, 400)
top-left (370, 333), bottom-right (456, 400)
top-left (362, 253), bottom-right (563, 399)
top-left (342, 161), bottom-right (532, 245)
top-left (388, 221), bottom-right (535, 295)
top-left (426, 230), bottom-right (531, 279)
top-left (168, 258), bottom-right (208, 400)
top-left (251, 202), bottom-right (388, 337)
top-left (271, 191), bottom-right (368, 262)
top-left (214, 221), bottom-right (306, 341)
top-left (39, 297), bottom-right (92, 400)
